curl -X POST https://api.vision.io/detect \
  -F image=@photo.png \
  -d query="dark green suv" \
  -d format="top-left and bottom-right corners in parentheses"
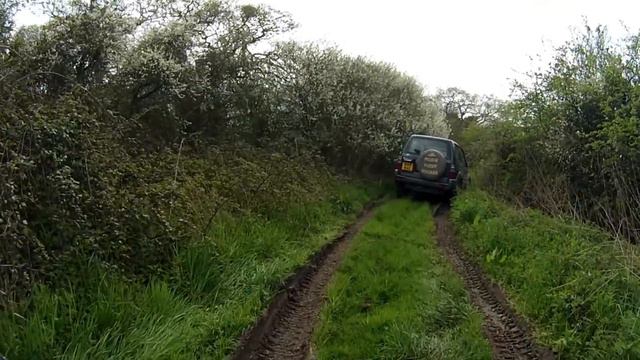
top-left (393, 134), bottom-right (469, 198)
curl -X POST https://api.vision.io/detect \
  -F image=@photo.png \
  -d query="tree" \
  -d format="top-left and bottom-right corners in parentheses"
top-left (0, 0), bottom-right (16, 42)
top-left (476, 95), bottom-right (504, 124)
top-left (270, 43), bottom-right (446, 170)
top-left (437, 87), bottom-right (477, 121)
top-left (436, 87), bottom-right (504, 139)
top-left (436, 87), bottom-right (477, 139)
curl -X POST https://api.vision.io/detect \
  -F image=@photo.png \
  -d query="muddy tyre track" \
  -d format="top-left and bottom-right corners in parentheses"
top-left (232, 204), bottom-right (378, 360)
top-left (434, 203), bottom-right (554, 360)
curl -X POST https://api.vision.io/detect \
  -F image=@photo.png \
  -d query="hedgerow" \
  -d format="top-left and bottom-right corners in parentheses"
top-left (0, 0), bottom-right (445, 307)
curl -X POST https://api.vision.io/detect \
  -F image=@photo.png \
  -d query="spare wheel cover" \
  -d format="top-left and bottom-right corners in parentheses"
top-left (417, 149), bottom-right (446, 180)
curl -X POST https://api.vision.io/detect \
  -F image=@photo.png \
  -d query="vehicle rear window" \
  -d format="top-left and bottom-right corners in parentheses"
top-left (404, 137), bottom-right (451, 157)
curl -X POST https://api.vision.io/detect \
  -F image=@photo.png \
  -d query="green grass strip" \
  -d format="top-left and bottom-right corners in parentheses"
top-left (313, 199), bottom-right (491, 359)
top-left (451, 190), bottom-right (640, 359)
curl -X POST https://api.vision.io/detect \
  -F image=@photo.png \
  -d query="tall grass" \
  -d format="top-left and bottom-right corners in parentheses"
top-left (0, 183), bottom-right (384, 359)
top-left (313, 199), bottom-right (491, 359)
top-left (451, 190), bottom-right (640, 359)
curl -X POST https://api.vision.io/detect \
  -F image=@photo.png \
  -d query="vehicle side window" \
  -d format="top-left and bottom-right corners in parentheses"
top-left (455, 146), bottom-right (467, 170)
top-left (452, 145), bottom-right (458, 166)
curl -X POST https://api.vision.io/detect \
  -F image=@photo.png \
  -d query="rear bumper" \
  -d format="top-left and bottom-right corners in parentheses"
top-left (395, 173), bottom-right (455, 195)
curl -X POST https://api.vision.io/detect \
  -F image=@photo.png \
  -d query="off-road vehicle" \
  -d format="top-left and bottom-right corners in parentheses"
top-left (394, 134), bottom-right (469, 198)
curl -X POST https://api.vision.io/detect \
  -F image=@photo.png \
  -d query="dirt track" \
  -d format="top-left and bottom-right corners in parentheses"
top-left (434, 202), bottom-right (554, 360)
top-left (233, 199), bottom-right (553, 360)
top-left (232, 204), bottom-right (377, 360)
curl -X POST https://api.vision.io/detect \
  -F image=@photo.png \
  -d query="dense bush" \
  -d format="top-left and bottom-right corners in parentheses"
top-left (461, 25), bottom-right (640, 243)
top-left (0, 0), bottom-right (445, 307)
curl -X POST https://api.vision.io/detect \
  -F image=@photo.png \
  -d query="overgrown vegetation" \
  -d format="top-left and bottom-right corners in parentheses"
top-left (451, 190), bottom-right (640, 359)
top-left (0, 0), bottom-right (450, 357)
top-left (7, 0), bottom-right (640, 357)
top-left (0, 0), bottom-right (446, 309)
top-left (313, 200), bottom-right (491, 359)
top-left (0, 183), bottom-right (384, 359)
top-left (458, 25), bottom-right (640, 243)
top-left (445, 24), bottom-right (640, 358)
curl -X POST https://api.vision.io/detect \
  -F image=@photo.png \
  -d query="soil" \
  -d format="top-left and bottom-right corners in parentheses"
top-left (433, 202), bottom-right (555, 360)
top-left (231, 203), bottom-right (378, 360)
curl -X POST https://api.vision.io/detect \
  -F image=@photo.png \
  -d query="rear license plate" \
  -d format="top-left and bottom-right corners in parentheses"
top-left (401, 162), bottom-right (413, 171)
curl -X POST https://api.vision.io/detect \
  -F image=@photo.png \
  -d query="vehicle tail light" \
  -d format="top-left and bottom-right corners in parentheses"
top-left (394, 159), bottom-right (401, 172)
top-left (448, 165), bottom-right (458, 180)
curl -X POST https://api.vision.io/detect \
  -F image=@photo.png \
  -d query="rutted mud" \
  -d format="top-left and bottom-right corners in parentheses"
top-left (433, 202), bottom-right (554, 360)
top-left (232, 204), bottom-right (378, 360)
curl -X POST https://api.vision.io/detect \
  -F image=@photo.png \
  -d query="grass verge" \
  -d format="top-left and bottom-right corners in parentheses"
top-left (0, 182), bottom-right (385, 360)
top-left (312, 199), bottom-right (491, 359)
top-left (451, 190), bottom-right (640, 359)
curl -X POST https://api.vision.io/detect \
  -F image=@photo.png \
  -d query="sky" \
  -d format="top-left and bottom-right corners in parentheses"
top-left (14, 0), bottom-right (640, 98)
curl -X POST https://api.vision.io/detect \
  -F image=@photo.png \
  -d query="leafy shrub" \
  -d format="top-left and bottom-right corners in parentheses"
top-left (0, 0), bottom-right (446, 308)
top-left (0, 103), bottom-right (343, 305)
top-left (461, 25), bottom-right (640, 242)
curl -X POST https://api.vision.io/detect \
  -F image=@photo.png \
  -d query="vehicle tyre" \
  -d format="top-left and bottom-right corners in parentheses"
top-left (396, 183), bottom-right (408, 197)
top-left (445, 189), bottom-right (457, 200)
